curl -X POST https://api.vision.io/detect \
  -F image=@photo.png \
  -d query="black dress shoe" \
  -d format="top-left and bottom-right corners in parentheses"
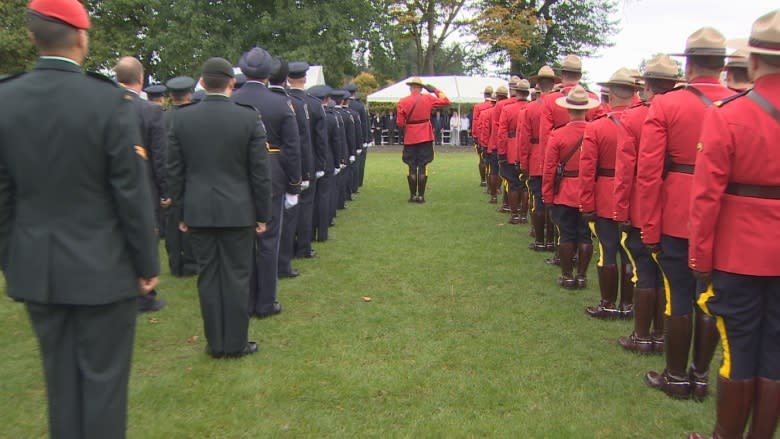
top-left (253, 302), bottom-right (282, 319)
top-left (329, 220), bottom-right (336, 227)
top-left (224, 342), bottom-right (259, 358)
top-left (297, 250), bottom-right (316, 259)
top-left (206, 347), bottom-right (225, 359)
top-left (138, 298), bottom-right (167, 313)
top-left (278, 269), bottom-right (300, 279)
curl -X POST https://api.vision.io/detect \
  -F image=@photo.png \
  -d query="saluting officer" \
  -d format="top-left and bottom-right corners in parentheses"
top-left (541, 85), bottom-right (597, 289)
top-left (0, 0), bottom-right (160, 436)
top-left (163, 76), bottom-right (198, 278)
top-left (233, 47), bottom-right (302, 318)
top-left (580, 68), bottom-right (641, 319)
top-left (114, 56), bottom-right (170, 313)
top-left (472, 85), bottom-right (494, 187)
top-left (168, 57), bottom-right (272, 358)
top-left (396, 77), bottom-right (450, 203)
top-left (614, 55), bottom-right (680, 355)
top-left (521, 66), bottom-right (560, 252)
top-left (688, 10), bottom-right (780, 439)
top-left (637, 27), bottom-right (734, 401)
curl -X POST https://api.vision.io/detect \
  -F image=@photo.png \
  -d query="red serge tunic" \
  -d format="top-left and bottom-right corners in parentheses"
top-left (519, 98), bottom-right (545, 176)
top-left (501, 100), bottom-right (528, 165)
top-left (689, 74), bottom-right (780, 276)
top-left (396, 89), bottom-right (451, 146)
top-left (539, 85), bottom-right (602, 158)
top-left (613, 102), bottom-right (649, 224)
top-left (579, 107), bottom-right (627, 219)
top-left (635, 78), bottom-right (733, 244)
top-left (488, 98), bottom-right (515, 154)
top-left (542, 121), bottom-right (588, 208)
top-left (471, 100), bottom-right (492, 146)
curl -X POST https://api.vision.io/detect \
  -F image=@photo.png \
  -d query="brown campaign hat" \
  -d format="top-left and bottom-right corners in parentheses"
top-left (508, 75), bottom-right (522, 89)
top-left (516, 79), bottom-right (531, 92)
top-left (728, 10), bottom-right (780, 56)
top-left (726, 49), bottom-right (749, 69)
top-left (669, 27), bottom-right (727, 57)
top-left (559, 55), bottom-right (583, 73)
top-left (637, 54), bottom-right (681, 80)
top-left (483, 85), bottom-right (494, 94)
top-left (405, 76), bottom-right (425, 87)
top-left (495, 85), bottom-right (509, 96)
top-left (597, 67), bottom-right (643, 89)
top-left (555, 85), bottom-right (601, 110)
top-left (529, 65), bottom-right (562, 83)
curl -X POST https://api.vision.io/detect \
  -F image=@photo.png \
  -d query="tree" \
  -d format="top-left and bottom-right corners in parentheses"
top-left (474, 0), bottom-right (619, 76)
top-left (378, 0), bottom-right (472, 75)
top-left (0, 0), bottom-right (37, 74)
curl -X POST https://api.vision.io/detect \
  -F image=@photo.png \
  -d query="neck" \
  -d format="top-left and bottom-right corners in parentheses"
top-left (121, 83), bottom-right (143, 93)
top-left (40, 51), bottom-right (83, 65)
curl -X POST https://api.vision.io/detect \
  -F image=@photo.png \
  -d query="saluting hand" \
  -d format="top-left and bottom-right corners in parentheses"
top-left (137, 277), bottom-right (159, 295)
top-left (256, 222), bottom-right (267, 235)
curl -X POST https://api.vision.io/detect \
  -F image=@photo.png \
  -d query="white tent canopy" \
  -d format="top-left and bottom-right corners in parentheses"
top-left (367, 75), bottom-right (508, 104)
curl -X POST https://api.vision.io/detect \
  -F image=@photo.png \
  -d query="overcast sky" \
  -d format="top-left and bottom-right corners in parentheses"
top-left (581, 0), bottom-right (777, 90)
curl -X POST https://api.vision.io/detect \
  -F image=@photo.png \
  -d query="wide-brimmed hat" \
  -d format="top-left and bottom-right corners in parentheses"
top-left (495, 85), bottom-right (509, 97)
top-left (728, 10), bottom-right (780, 56)
top-left (726, 49), bottom-right (749, 69)
top-left (406, 77), bottom-right (425, 87)
top-left (669, 27), bottom-right (727, 57)
top-left (516, 79), bottom-right (531, 92)
top-left (483, 85), bottom-right (494, 94)
top-left (597, 67), bottom-right (643, 89)
top-left (529, 65), bottom-right (562, 83)
top-left (636, 54), bottom-right (681, 80)
top-left (555, 85), bottom-right (601, 110)
top-left (508, 75), bottom-right (522, 89)
top-left (559, 55), bottom-right (582, 73)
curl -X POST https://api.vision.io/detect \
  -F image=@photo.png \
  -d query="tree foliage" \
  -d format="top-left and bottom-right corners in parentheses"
top-left (474, 0), bottom-right (619, 76)
top-left (0, 0), bottom-right (36, 74)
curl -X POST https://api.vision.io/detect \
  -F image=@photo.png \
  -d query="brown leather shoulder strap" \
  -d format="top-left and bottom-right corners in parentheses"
top-left (560, 136), bottom-right (585, 167)
top-left (747, 90), bottom-right (780, 125)
top-left (682, 84), bottom-right (713, 107)
top-left (607, 113), bottom-right (622, 126)
top-left (406, 93), bottom-right (423, 122)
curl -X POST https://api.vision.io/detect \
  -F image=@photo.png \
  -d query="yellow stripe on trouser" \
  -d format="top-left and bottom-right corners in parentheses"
top-left (526, 178), bottom-right (535, 213)
top-left (620, 231), bottom-right (639, 285)
top-left (555, 223), bottom-right (561, 246)
top-left (588, 221), bottom-right (604, 268)
top-left (650, 252), bottom-right (673, 316)
top-left (424, 164), bottom-right (429, 176)
top-left (695, 284), bottom-right (731, 378)
top-left (501, 177), bottom-right (508, 192)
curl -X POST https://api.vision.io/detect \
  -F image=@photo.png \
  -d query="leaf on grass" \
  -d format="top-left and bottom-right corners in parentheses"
top-left (147, 317), bottom-right (159, 324)
top-left (362, 296), bottom-right (372, 302)
top-left (185, 367), bottom-right (192, 373)
top-left (186, 335), bottom-right (199, 343)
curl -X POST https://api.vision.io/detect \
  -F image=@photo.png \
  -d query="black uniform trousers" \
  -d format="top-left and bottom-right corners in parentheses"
top-left (26, 297), bottom-right (137, 439)
top-left (278, 202), bottom-right (300, 276)
top-left (528, 176), bottom-right (544, 214)
top-left (499, 161), bottom-right (521, 192)
top-left (621, 226), bottom-right (662, 289)
top-left (294, 181), bottom-right (317, 256)
top-left (592, 218), bottom-right (629, 267)
top-left (250, 195), bottom-right (284, 314)
top-left (358, 149), bottom-right (367, 187)
top-left (164, 206), bottom-right (197, 277)
top-left (350, 161), bottom-right (360, 194)
top-left (551, 204), bottom-right (591, 245)
top-left (335, 170), bottom-right (347, 210)
top-left (313, 174), bottom-right (332, 241)
top-left (189, 227), bottom-right (254, 355)
top-left (655, 234), bottom-right (697, 317)
top-left (701, 271), bottom-right (780, 380)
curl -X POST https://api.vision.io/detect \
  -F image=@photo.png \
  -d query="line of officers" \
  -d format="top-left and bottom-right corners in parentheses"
top-left (136, 46), bottom-right (373, 358)
top-left (471, 12), bottom-right (780, 439)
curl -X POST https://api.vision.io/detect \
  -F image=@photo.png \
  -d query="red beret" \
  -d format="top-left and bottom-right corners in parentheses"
top-left (28, 0), bottom-right (91, 30)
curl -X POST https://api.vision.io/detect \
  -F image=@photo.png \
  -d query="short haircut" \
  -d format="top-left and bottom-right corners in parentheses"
top-left (610, 84), bottom-right (635, 99)
top-left (645, 78), bottom-right (677, 94)
top-left (688, 55), bottom-right (725, 71)
top-left (202, 75), bottom-right (231, 92)
top-left (27, 12), bottom-right (78, 52)
top-left (567, 108), bottom-right (587, 118)
top-left (538, 78), bottom-right (555, 91)
top-left (727, 67), bottom-right (750, 84)
top-left (518, 90), bottom-right (530, 99)
top-left (171, 90), bottom-right (191, 101)
top-left (755, 54), bottom-right (780, 69)
top-left (561, 71), bottom-right (582, 83)
top-left (114, 58), bottom-right (144, 85)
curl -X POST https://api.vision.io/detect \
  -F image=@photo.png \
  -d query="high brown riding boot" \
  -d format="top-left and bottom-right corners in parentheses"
top-left (586, 265), bottom-right (620, 319)
top-left (479, 162), bottom-right (487, 187)
top-left (497, 190), bottom-right (510, 213)
top-left (416, 175), bottom-right (427, 203)
top-left (528, 210), bottom-right (546, 251)
top-left (747, 377), bottom-right (780, 439)
top-left (407, 173), bottom-right (417, 202)
top-left (619, 287), bottom-right (656, 353)
top-left (507, 191), bottom-right (521, 224)
top-left (689, 377), bottom-right (755, 439)
top-left (575, 243), bottom-right (593, 289)
top-left (519, 190), bottom-right (529, 223)
top-left (619, 263), bottom-right (635, 320)
top-left (645, 314), bottom-right (693, 399)
top-left (545, 209), bottom-right (556, 252)
top-left (557, 242), bottom-right (576, 289)
top-left (488, 175), bottom-right (498, 203)
top-left (653, 287), bottom-right (667, 354)
top-left (690, 310), bottom-right (720, 401)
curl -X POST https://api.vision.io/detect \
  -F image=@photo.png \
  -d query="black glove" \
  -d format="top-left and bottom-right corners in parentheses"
top-left (618, 221), bottom-right (632, 234)
top-left (692, 270), bottom-right (712, 286)
top-left (581, 212), bottom-right (597, 223)
top-left (645, 242), bottom-right (662, 255)
top-left (423, 84), bottom-right (436, 93)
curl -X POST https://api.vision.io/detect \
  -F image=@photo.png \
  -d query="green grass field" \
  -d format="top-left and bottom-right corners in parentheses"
top-left (0, 149), bottom-right (719, 438)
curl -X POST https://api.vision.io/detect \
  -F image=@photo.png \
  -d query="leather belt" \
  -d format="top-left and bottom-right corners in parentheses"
top-left (726, 183), bottom-right (780, 200)
top-left (597, 168), bottom-right (615, 177)
top-left (407, 119), bottom-right (428, 125)
top-left (562, 170), bottom-right (579, 177)
top-left (530, 138), bottom-right (539, 144)
top-left (508, 131), bottom-right (516, 139)
top-left (668, 162), bottom-right (694, 174)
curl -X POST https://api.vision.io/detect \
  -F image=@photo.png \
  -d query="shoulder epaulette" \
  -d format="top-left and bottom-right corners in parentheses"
top-left (629, 101), bottom-right (649, 109)
top-left (235, 102), bottom-right (259, 112)
top-left (86, 71), bottom-right (118, 86)
top-left (0, 72), bottom-right (26, 84)
top-left (715, 89), bottom-right (750, 107)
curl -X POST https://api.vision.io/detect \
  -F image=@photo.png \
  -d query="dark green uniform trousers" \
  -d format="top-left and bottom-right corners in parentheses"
top-left (26, 297), bottom-right (137, 439)
top-left (189, 227), bottom-right (254, 355)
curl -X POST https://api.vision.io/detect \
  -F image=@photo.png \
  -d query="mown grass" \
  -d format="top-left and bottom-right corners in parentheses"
top-left (0, 148), bottom-right (718, 438)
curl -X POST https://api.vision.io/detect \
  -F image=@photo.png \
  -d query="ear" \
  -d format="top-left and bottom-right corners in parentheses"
top-left (748, 53), bottom-right (760, 77)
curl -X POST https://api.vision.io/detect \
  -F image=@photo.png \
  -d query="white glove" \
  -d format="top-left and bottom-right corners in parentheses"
top-left (334, 167), bottom-right (341, 175)
top-left (368, 141), bottom-right (374, 148)
top-left (357, 148), bottom-right (363, 155)
top-left (315, 170), bottom-right (325, 179)
top-left (340, 164), bottom-right (347, 169)
top-left (349, 155), bottom-right (356, 163)
top-left (301, 180), bottom-right (310, 191)
top-left (284, 193), bottom-right (299, 210)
